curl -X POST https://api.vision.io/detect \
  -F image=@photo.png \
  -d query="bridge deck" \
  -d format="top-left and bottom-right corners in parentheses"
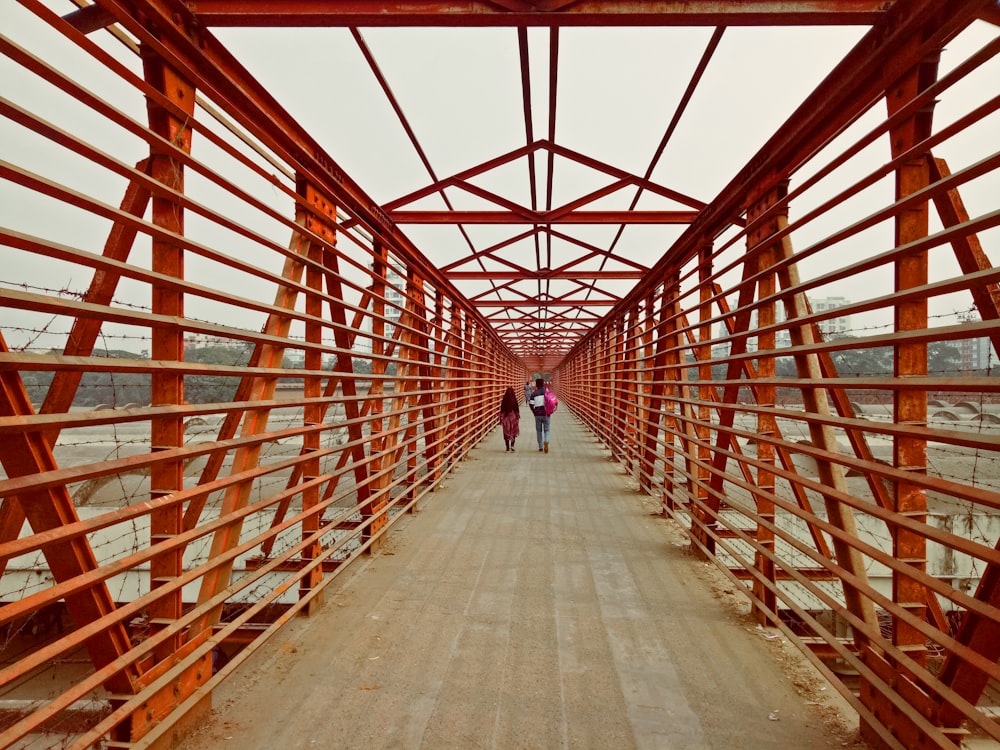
top-left (179, 413), bottom-right (858, 750)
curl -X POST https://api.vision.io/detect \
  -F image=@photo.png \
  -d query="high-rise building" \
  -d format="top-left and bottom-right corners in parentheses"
top-left (711, 294), bottom-right (852, 356)
top-left (357, 259), bottom-right (406, 352)
top-left (812, 296), bottom-right (851, 338)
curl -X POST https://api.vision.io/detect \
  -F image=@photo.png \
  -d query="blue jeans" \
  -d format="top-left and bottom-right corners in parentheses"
top-left (534, 415), bottom-right (550, 449)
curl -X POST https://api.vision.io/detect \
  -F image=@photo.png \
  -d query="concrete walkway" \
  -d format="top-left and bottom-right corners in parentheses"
top-left (180, 412), bottom-right (859, 750)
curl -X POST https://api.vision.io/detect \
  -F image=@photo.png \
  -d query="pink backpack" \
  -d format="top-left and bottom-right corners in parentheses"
top-left (544, 388), bottom-right (558, 415)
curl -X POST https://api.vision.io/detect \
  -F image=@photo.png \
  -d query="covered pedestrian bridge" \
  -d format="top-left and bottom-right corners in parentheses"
top-left (1, 2), bottom-right (999, 748)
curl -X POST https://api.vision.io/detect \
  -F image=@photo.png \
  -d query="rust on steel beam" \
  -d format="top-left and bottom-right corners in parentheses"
top-left (299, 206), bottom-right (328, 606)
top-left (319, 242), bottom-right (375, 511)
top-left (143, 44), bottom-right (192, 664)
top-left (187, 1), bottom-right (891, 27)
top-left (747, 193), bottom-right (779, 627)
top-left (703, 238), bottom-right (760, 551)
top-left (710, 287), bottom-right (835, 561)
top-left (889, 46), bottom-right (939, 667)
top-left (358, 241), bottom-right (390, 545)
top-left (638, 288), bottom-right (664, 495)
top-left (691, 245), bottom-right (715, 551)
top-left (181, 226), bottom-right (336, 534)
top-left (855, 41), bottom-right (938, 750)
top-left (389, 210), bottom-right (699, 224)
top-left (621, 305), bottom-right (641, 472)
top-left (410, 278), bottom-right (445, 492)
top-left (424, 294), bottom-right (447, 484)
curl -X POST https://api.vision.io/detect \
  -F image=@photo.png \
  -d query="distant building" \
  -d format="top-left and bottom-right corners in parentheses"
top-left (812, 296), bottom-right (851, 338)
top-left (184, 333), bottom-right (249, 351)
top-left (958, 312), bottom-right (997, 373)
top-left (711, 294), bottom-right (851, 356)
top-left (356, 260), bottom-right (406, 352)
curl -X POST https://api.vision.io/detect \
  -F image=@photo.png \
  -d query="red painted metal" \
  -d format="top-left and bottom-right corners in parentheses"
top-left (186, 1), bottom-right (891, 27)
top-left (2, 1), bottom-right (1000, 748)
top-left (143, 45), bottom-right (193, 672)
top-left (388, 209), bottom-right (700, 224)
top-left (557, 3), bottom-right (1000, 749)
top-left (0, 336), bottom-right (139, 697)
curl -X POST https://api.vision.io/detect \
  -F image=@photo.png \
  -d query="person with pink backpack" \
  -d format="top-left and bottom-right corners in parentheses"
top-left (528, 378), bottom-right (557, 453)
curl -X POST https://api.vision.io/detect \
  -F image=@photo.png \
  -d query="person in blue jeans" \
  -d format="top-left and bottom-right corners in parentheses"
top-left (528, 378), bottom-right (551, 453)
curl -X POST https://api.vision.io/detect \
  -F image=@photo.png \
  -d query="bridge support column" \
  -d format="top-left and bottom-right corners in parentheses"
top-left (858, 39), bottom-right (938, 750)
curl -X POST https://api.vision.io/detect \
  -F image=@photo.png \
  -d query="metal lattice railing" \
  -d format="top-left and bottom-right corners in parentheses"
top-left (556, 8), bottom-right (1000, 749)
top-left (2, 1), bottom-right (999, 749)
top-left (1, 2), bottom-right (521, 746)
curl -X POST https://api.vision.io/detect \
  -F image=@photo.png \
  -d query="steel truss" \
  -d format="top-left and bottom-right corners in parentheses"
top-left (0, 1), bottom-right (998, 748)
top-left (560, 3), bottom-right (1000, 749)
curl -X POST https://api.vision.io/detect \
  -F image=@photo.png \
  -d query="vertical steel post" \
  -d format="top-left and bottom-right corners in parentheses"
top-left (623, 303), bottom-right (640, 473)
top-left (857, 44), bottom-right (939, 750)
top-left (888, 49), bottom-right (938, 667)
top-left (301, 184), bottom-right (333, 605)
top-left (142, 46), bottom-right (193, 662)
top-left (693, 245), bottom-right (716, 552)
top-left (746, 194), bottom-right (779, 625)
top-left (639, 290), bottom-right (658, 494)
top-left (659, 277), bottom-right (681, 510)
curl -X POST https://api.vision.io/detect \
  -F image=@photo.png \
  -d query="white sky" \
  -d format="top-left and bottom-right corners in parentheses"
top-left (211, 23), bottom-right (869, 272)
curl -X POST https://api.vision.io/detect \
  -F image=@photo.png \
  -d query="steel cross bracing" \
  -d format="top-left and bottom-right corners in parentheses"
top-left (1, 0), bottom-right (1000, 748)
top-left (159, 0), bottom-right (977, 371)
top-left (164, 0), bottom-right (888, 371)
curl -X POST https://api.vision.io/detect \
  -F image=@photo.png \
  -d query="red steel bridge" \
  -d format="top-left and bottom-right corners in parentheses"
top-left (2, 1), bottom-right (1000, 747)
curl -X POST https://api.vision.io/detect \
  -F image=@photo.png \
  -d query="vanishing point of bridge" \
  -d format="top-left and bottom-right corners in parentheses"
top-left (2, 2), bottom-right (1000, 749)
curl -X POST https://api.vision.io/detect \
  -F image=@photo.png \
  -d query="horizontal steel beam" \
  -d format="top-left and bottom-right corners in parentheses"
top-left (447, 270), bottom-right (644, 280)
top-left (187, 1), bottom-right (890, 27)
top-left (473, 299), bottom-right (619, 307)
top-left (391, 210), bottom-right (699, 224)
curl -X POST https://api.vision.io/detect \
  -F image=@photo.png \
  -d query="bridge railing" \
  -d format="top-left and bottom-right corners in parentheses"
top-left (557, 8), bottom-right (1000, 750)
top-left (0, 3), bottom-right (519, 746)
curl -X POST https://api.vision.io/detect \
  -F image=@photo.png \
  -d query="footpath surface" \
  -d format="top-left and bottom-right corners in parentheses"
top-left (179, 412), bottom-right (862, 750)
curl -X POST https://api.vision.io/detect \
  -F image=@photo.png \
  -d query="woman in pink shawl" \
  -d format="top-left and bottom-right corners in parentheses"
top-left (499, 386), bottom-right (520, 452)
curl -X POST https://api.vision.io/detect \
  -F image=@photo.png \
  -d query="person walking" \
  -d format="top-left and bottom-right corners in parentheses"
top-left (528, 377), bottom-right (551, 453)
top-left (524, 379), bottom-right (533, 407)
top-left (499, 386), bottom-right (520, 452)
